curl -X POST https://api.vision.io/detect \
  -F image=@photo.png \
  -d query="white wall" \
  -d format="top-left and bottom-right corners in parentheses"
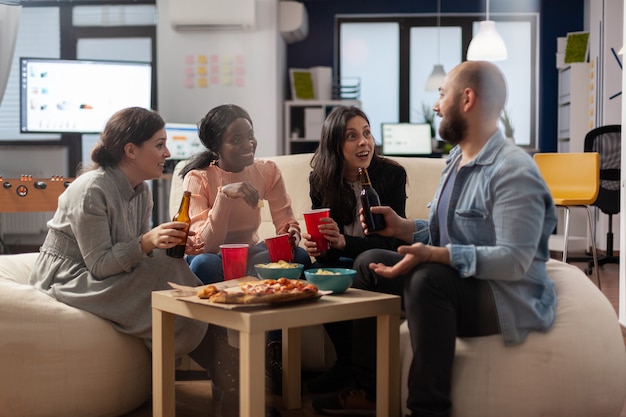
top-left (589, 0), bottom-right (623, 126)
top-left (587, 0), bottom-right (623, 252)
top-left (156, 0), bottom-right (286, 157)
top-left (618, 0), bottom-right (626, 327)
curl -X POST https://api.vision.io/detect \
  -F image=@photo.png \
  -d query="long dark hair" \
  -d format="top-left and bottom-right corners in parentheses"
top-left (86, 107), bottom-right (164, 173)
top-left (180, 104), bottom-right (253, 178)
top-left (309, 106), bottom-right (384, 226)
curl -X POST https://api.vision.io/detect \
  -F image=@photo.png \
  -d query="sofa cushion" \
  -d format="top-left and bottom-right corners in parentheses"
top-left (399, 259), bottom-right (626, 417)
top-left (0, 253), bottom-right (151, 417)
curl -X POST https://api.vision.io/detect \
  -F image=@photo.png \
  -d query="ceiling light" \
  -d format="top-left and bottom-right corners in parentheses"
top-left (466, 0), bottom-right (507, 61)
top-left (425, 0), bottom-right (446, 90)
top-left (425, 65), bottom-right (446, 91)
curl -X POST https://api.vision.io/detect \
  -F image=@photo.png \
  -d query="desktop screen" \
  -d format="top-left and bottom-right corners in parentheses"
top-left (20, 58), bottom-right (152, 134)
top-left (381, 123), bottom-right (432, 156)
top-left (165, 123), bottom-right (202, 160)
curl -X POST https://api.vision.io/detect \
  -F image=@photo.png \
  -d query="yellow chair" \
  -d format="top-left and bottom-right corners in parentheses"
top-left (533, 152), bottom-right (601, 288)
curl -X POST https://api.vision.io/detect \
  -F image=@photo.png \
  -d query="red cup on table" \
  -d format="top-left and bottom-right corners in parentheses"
top-left (303, 208), bottom-right (331, 252)
top-left (220, 243), bottom-right (249, 280)
top-left (265, 233), bottom-right (294, 263)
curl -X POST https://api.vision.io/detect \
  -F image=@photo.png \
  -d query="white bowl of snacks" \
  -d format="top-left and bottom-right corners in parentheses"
top-left (254, 261), bottom-right (304, 280)
top-left (303, 268), bottom-right (356, 294)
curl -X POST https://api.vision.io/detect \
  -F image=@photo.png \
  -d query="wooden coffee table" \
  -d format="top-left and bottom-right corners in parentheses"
top-left (151, 287), bottom-right (401, 417)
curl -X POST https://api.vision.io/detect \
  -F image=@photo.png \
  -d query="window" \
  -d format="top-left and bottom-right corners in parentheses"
top-left (0, 2), bottom-right (156, 175)
top-left (339, 22), bottom-right (399, 146)
top-left (336, 14), bottom-right (539, 150)
top-left (0, 7), bottom-right (60, 141)
top-left (409, 26), bottom-right (463, 141)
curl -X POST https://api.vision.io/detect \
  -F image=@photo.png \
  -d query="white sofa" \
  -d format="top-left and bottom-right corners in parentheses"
top-left (0, 153), bottom-right (624, 417)
top-left (170, 152), bottom-right (626, 417)
top-left (0, 252), bottom-right (151, 417)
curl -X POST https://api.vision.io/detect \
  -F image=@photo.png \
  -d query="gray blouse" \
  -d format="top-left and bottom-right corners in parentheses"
top-left (29, 166), bottom-right (206, 356)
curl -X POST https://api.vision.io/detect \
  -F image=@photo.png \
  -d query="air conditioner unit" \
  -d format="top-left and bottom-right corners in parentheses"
top-left (279, 1), bottom-right (308, 44)
top-left (169, 0), bottom-right (256, 31)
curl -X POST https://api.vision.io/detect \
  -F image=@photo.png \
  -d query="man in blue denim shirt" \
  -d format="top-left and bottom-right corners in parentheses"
top-left (312, 61), bottom-right (557, 417)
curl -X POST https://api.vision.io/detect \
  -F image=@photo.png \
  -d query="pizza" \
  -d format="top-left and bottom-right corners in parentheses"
top-left (197, 277), bottom-right (319, 305)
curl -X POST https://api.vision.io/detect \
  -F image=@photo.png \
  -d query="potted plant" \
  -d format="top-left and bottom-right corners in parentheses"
top-left (500, 107), bottom-right (515, 141)
top-left (420, 102), bottom-right (453, 154)
top-left (421, 102), bottom-right (436, 139)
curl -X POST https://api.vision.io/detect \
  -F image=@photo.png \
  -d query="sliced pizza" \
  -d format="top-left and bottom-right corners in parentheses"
top-left (202, 278), bottom-right (318, 304)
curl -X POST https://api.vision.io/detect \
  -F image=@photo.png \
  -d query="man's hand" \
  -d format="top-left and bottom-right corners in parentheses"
top-left (360, 206), bottom-right (415, 243)
top-left (369, 243), bottom-right (450, 279)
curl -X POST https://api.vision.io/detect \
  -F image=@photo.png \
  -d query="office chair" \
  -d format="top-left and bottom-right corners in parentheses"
top-left (533, 152), bottom-right (601, 288)
top-left (584, 125), bottom-right (621, 274)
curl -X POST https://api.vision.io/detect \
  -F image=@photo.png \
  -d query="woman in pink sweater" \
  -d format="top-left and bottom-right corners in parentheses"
top-left (179, 104), bottom-right (311, 284)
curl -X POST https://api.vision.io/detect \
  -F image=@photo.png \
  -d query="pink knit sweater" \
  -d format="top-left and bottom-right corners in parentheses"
top-left (183, 159), bottom-right (298, 253)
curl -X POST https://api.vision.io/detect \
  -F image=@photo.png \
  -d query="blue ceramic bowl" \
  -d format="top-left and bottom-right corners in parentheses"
top-left (304, 268), bottom-right (356, 294)
top-left (254, 262), bottom-right (304, 280)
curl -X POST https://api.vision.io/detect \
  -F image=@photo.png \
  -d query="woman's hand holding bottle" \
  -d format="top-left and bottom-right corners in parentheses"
top-left (140, 222), bottom-right (205, 255)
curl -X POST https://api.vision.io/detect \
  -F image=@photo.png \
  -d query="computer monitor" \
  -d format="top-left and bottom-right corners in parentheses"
top-left (165, 123), bottom-right (203, 160)
top-left (20, 57), bottom-right (152, 134)
top-left (381, 123), bottom-right (433, 156)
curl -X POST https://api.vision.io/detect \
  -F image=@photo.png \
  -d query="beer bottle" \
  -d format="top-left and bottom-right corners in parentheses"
top-left (166, 191), bottom-right (191, 258)
top-left (359, 167), bottom-right (386, 232)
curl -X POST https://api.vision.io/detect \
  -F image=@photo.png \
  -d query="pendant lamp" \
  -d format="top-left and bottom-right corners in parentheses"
top-left (466, 0), bottom-right (507, 61)
top-left (425, 0), bottom-right (446, 90)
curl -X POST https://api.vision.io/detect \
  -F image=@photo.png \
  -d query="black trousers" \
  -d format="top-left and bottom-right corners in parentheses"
top-left (352, 249), bottom-right (500, 417)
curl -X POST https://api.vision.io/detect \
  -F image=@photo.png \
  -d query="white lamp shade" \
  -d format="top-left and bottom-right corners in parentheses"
top-left (467, 20), bottom-right (508, 61)
top-left (425, 64), bottom-right (446, 91)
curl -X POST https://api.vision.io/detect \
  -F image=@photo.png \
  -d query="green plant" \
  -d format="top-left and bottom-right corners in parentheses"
top-left (421, 102), bottom-right (436, 139)
top-left (500, 108), bottom-right (515, 138)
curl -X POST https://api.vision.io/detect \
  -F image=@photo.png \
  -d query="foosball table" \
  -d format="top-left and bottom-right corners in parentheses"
top-left (0, 176), bottom-right (73, 213)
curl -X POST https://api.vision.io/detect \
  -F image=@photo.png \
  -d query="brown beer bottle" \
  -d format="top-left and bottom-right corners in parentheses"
top-left (359, 167), bottom-right (386, 232)
top-left (166, 191), bottom-right (191, 258)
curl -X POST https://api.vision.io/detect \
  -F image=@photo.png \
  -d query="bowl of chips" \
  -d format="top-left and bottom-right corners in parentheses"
top-left (303, 268), bottom-right (356, 294)
top-left (254, 260), bottom-right (305, 280)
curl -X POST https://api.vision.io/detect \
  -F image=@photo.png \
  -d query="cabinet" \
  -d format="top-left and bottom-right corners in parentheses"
top-left (284, 100), bottom-right (360, 154)
top-left (557, 63), bottom-right (592, 153)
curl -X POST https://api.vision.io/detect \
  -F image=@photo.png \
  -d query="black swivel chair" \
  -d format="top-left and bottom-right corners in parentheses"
top-left (584, 124), bottom-right (621, 273)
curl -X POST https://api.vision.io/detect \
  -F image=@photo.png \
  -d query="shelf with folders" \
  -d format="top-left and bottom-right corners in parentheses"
top-left (284, 99), bottom-right (361, 154)
top-left (332, 77), bottom-right (361, 100)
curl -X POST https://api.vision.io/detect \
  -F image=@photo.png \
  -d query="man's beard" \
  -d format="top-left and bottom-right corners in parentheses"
top-left (438, 100), bottom-right (467, 146)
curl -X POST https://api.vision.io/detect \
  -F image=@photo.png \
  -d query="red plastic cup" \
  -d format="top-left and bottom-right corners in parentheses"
top-left (220, 244), bottom-right (249, 281)
top-left (265, 233), bottom-right (294, 263)
top-left (303, 208), bottom-right (331, 252)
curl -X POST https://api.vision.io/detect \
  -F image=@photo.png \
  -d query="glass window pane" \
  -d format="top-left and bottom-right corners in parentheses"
top-left (77, 37), bottom-right (152, 62)
top-left (410, 26), bottom-right (462, 140)
top-left (473, 20), bottom-right (533, 146)
top-left (340, 22), bottom-right (399, 146)
top-left (0, 7), bottom-right (61, 141)
top-left (73, 5), bottom-right (156, 27)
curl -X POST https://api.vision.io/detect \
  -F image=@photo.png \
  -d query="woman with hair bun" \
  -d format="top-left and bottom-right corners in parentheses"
top-left (29, 106), bottom-right (208, 357)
